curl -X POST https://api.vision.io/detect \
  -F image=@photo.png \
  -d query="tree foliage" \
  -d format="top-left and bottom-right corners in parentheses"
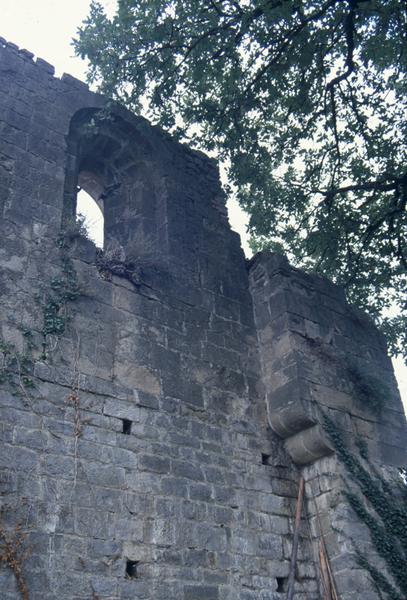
top-left (75, 0), bottom-right (407, 358)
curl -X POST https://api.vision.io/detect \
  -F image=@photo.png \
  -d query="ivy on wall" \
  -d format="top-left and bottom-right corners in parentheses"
top-left (346, 362), bottom-right (390, 415)
top-left (0, 221), bottom-right (85, 388)
top-left (323, 415), bottom-right (407, 600)
top-left (0, 222), bottom-right (86, 599)
top-left (41, 255), bottom-right (82, 345)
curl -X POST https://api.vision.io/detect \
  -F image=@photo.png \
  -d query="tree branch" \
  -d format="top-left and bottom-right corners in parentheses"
top-left (318, 173), bottom-right (407, 200)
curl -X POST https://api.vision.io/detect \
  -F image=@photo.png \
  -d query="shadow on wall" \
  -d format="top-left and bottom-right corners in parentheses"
top-left (63, 107), bottom-right (168, 262)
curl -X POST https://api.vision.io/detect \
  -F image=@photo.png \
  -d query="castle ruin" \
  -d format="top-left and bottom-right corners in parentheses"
top-left (0, 38), bottom-right (406, 600)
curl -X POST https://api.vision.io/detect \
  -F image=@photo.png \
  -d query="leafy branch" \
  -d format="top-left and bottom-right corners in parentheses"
top-left (75, 0), bottom-right (407, 357)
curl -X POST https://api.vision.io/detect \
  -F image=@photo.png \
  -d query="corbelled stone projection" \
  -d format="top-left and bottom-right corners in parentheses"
top-left (0, 38), bottom-right (406, 600)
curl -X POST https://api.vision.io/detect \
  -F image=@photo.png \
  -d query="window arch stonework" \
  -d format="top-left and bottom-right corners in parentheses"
top-left (63, 107), bottom-right (168, 263)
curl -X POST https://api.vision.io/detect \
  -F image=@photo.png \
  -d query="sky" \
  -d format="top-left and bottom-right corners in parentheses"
top-left (1, 0), bottom-right (406, 410)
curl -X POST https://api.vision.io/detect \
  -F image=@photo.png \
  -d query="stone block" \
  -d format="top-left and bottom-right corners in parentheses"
top-left (172, 460), bottom-right (204, 481)
top-left (189, 482), bottom-right (213, 502)
top-left (184, 585), bottom-right (219, 599)
top-left (103, 398), bottom-right (141, 422)
top-left (139, 453), bottom-right (170, 474)
top-left (284, 424), bottom-right (333, 465)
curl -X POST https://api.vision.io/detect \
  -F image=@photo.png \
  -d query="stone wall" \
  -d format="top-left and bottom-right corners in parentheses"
top-left (0, 38), bottom-right (406, 600)
top-left (249, 252), bottom-right (407, 599)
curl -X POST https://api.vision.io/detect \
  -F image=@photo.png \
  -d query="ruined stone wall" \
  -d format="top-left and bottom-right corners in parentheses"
top-left (249, 253), bottom-right (407, 599)
top-left (0, 38), bottom-right (406, 600)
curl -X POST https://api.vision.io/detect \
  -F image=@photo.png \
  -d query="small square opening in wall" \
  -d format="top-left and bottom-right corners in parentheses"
top-left (276, 576), bottom-right (288, 593)
top-left (125, 559), bottom-right (139, 579)
top-left (261, 453), bottom-right (271, 465)
top-left (122, 419), bottom-right (132, 435)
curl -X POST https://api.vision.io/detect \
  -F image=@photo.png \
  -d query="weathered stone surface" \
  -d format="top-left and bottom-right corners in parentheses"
top-left (250, 251), bottom-right (406, 468)
top-left (0, 37), bottom-right (406, 600)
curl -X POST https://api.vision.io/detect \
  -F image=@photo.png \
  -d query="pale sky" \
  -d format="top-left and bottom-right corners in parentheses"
top-left (1, 0), bottom-right (405, 411)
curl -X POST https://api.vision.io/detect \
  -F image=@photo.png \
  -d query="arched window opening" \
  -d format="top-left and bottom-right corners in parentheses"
top-left (76, 188), bottom-right (104, 249)
top-left (64, 107), bottom-right (168, 263)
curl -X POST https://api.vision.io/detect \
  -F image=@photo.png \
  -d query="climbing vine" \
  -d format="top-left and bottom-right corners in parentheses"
top-left (40, 255), bottom-right (82, 349)
top-left (323, 415), bottom-right (407, 600)
top-left (345, 362), bottom-right (390, 414)
top-left (0, 223), bottom-right (86, 598)
top-left (0, 329), bottom-right (35, 402)
top-left (0, 508), bottom-right (30, 600)
top-left (0, 222), bottom-right (84, 387)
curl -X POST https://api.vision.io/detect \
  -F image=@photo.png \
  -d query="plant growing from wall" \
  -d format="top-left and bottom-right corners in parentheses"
top-left (1, 224), bottom-right (84, 389)
top-left (58, 213), bottom-right (90, 247)
top-left (303, 335), bottom-right (390, 414)
top-left (323, 414), bottom-right (407, 600)
top-left (346, 362), bottom-right (390, 415)
top-left (0, 223), bottom-right (87, 598)
top-left (75, 0), bottom-right (407, 359)
top-left (95, 249), bottom-right (143, 286)
top-left (41, 257), bottom-right (82, 338)
top-left (0, 333), bottom-right (35, 400)
top-left (0, 510), bottom-right (30, 600)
